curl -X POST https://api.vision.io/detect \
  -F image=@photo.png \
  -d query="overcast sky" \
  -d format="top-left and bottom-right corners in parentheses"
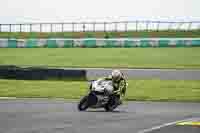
top-left (1, 0), bottom-right (200, 23)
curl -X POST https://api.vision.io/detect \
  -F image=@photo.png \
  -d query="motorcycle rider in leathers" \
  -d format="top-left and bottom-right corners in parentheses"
top-left (97, 69), bottom-right (128, 105)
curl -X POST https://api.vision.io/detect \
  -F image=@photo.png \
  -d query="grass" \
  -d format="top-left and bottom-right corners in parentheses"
top-left (1, 30), bottom-right (200, 38)
top-left (0, 48), bottom-right (200, 69)
top-left (0, 79), bottom-right (199, 102)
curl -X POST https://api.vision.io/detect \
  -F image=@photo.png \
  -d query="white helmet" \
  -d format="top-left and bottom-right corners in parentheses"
top-left (111, 69), bottom-right (122, 82)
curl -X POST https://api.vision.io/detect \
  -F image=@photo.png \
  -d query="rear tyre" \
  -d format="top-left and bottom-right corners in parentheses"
top-left (78, 96), bottom-right (89, 111)
top-left (104, 104), bottom-right (116, 112)
top-left (104, 95), bottom-right (119, 112)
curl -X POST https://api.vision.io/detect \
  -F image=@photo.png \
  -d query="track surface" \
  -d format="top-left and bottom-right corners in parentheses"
top-left (85, 68), bottom-right (200, 80)
top-left (0, 99), bottom-right (199, 133)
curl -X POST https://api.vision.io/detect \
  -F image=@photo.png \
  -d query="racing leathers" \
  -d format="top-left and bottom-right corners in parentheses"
top-left (100, 73), bottom-right (127, 104)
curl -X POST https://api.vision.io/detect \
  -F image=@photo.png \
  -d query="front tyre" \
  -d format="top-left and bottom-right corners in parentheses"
top-left (78, 96), bottom-right (89, 111)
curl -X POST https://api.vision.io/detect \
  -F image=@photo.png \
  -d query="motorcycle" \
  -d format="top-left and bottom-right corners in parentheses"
top-left (78, 79), bottom-right (124, 112)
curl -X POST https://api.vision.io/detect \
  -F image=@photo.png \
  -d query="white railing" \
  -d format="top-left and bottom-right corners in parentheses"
top-left (0, 21), bottom-right (200, 32)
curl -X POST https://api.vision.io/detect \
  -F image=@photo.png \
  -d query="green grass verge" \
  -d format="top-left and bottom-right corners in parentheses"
top-left (0, 79), bottom-right (199, 102)
top-left (1, 30), bottom-right (200, 38)
top-left (0, 48), bottom-right (200, 69)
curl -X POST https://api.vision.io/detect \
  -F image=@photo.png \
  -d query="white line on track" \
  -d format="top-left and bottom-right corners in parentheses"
top-left (137, 117), bottom-right (200, 133)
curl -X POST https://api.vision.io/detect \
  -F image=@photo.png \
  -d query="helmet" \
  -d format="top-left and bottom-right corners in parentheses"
top-left (111, 69), bottom-right (122, 82)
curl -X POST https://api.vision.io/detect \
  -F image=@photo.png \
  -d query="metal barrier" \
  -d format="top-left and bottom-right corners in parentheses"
top-left (0, 21), bottom-right (200, 33)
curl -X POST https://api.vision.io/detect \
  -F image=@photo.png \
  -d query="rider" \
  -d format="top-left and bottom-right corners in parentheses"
top-left (99, 69), bottom-right (128, 104)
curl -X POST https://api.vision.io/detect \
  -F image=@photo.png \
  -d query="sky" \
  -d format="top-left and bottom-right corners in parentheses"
top-left (0, 0), bottom-right (200, 23)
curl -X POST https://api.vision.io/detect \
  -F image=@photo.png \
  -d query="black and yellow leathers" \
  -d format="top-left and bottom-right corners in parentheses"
top-left (99, 74), bottom-right (128, 104)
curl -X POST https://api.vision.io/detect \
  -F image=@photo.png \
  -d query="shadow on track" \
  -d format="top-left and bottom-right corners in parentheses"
top-left (80, 109), bottom-right (128, 113)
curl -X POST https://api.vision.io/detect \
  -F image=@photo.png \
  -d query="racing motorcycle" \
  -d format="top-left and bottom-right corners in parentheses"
top-left (78, 79), bottom-right (125, 112)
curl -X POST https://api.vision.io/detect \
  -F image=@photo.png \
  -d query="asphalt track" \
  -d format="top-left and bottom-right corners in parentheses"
top-left (0, 99), bottom-right (199, 133)
top-left (61, 68), bottom-right (200, 80)
top-left (84, 68), bottom-right (200, 80)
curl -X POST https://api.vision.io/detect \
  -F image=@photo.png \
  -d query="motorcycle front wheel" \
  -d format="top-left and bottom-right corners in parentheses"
top-left (78, 96), bottom-right (89, 111)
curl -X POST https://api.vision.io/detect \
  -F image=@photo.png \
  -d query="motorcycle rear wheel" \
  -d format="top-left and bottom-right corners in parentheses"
top-left (104, 95), bottom-right (119, 112)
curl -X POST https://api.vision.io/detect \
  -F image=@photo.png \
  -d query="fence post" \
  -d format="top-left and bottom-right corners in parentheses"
top-left (156, 21), bottom-right (160, 32)
top-left (93, 22), bottom-right (96, 32)
top-left (40, 24), bottom-right (42, 32)
top-left (30, 24), bottom-right (32, 32)
top-left (72, 23), bottom-right (74, 32)
top-left (187, 22), bottom-right (192, 31)
top-left (50, 24), bottom-right (53, 32)
top-left (104, 22), bottom-right (106, 32)
top-left (61, 23), bottom-right (64, 32)
top-left (115, 22), bottom-right (118, 32)
top-left (146, 21), bottom-right (149, 31)
top-left (83, 23), bottom-right (86, 32)
top-left (125, 22), bottom-right (128, 32)
top-left (9, 24), bottom-right (12, 32)
top-left (136, 21), bottom-right (138, 32)
top-left (19, 24), bottom-right (22, 32)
